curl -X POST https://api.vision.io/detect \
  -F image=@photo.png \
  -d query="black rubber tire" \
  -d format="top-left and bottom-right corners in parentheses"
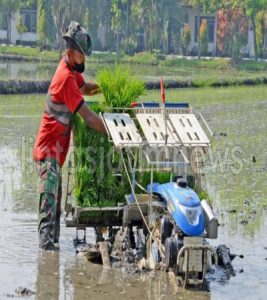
top-left (164, 237), bottom-right (178, 270)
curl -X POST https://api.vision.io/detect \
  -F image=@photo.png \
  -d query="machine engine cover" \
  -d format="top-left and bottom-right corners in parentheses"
top-left (148, 182), bottom-right (204, 236)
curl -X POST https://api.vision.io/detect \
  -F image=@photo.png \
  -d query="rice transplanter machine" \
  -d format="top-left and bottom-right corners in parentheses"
top-left (65, 99), bottom-right (219, 288)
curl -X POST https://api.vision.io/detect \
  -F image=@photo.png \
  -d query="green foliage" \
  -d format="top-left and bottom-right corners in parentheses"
top-left (231, 35), bottom-right (240, 60)
top-left (233, 59), bottom-right (267, 72)
top-left (120, 37), bottom-right (137, 56)
top-left (109, 0), bottom-right (182, 53)
top-left (4, 0), bottom-right (267, 60)
top-left (0, 0), bottom-right (35, 43)
top-left (124, 52), bottom-right (159, 65)
top-left (217, 8), bottom-right (248, 59)
top-left (151, 49), bottom-right (166, 61)
top-left (37, 0), bottom-right (56, 47)
top-left (181, 24), bottom-right (191, 55)
top-left (183, 0), bottom-right (219, 14)
top-left (74, 65), bottom-right (146, 207)
top-left (255, 10), bottom-right (266, 57)
top-left (74, 105), bottom-right (130, 207)
top-left (37, 3), bottom-right (46, 45)
top-left (0, 0), bottom-right (35, 12)
top-left (162, 57), bottom-right (231, 70)
top-left (138, 172), bottom-right (172, 192)
top-left (16, 15), bottom-right (27, 44)
top-left (97, 64), bottom-right (146, 107)
top-left (0, 45), bottom-right (59, 61)
top-left (238, 0), bottom-right (267, 58)
top-left (198, 189), bottom-right (212, 203)
top-left (200, 19), bottom-right (208, 55)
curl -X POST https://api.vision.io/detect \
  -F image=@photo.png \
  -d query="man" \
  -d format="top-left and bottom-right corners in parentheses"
top-left (34, 21), bottom-right (106, 251)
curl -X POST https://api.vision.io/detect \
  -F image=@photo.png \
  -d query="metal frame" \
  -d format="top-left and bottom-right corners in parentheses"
top-left (101, 107), bottom-right (211, 238)
top-left (177, 244), bottom-right (218, 288)
top-left (101, 108), bottom-right (211, 181)
top-left (65, 104), bottom-right (213, 284)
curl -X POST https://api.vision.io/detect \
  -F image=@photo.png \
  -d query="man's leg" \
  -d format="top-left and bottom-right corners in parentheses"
top-left (37, 159), bottom-right (61, 250)
top-left (54, 175), bottom-right (62, 244)
top-left (38, 193), bottom-right (57, 250)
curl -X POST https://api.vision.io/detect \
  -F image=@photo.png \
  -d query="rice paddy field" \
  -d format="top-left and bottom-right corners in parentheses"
top-left (1, 56), bottom-right (267, 86)
top-left (0, 84), bottom-right (266, 299)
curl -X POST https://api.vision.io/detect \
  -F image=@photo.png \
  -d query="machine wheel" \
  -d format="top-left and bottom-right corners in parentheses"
top-left (129, 226), bottom-right (136, 249)
top-left (201, 278), bottom-right (211, 292)
top-left (164, 236), bottom-right (179, 271)
top-left (160, 216), bottom-right (173, 244)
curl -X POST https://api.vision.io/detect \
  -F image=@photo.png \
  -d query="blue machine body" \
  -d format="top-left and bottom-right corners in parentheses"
top-left (148, 182), bottom-right (204, 236)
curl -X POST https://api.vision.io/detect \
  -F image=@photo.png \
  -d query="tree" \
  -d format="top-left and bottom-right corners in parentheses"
top-left (131, 0), bottom-right (151, 51)
top-left (52, 0), bottom-right (71, 56)
top-left (181, 24), bottom-right (191, 55)
top-left (160, 0), bottom-right (183, 54)
top-left (243, 0), bottom-right (265, 59)
top-left (226, 0), bottom-right (267, 59)
top-left (111, 0), bottom-right (126, 52)
top-left (131, 0), bottom-right (182, 54)
top-left (183, 0), bottom-right (219, 58)
top-left (82, 0), bottom-right (113, 51)
top-left (255, 10), bottom-right (266, 58)
top-left (51, 0), bottom-right (88, 56)
top-left (0, 0), bottom-right (35, 44)
top-left (16, 15), bottom-right (27, 45)
top-left (245, 0), bottom-right (267, 59)
top-left (37, 1), bottom-right (45, 46)
top-left (217, 8), bottom-right (248, 58)
top-left (99, 0), bottom-right (113, 50)
top-left (37, 0), bottom-right (56, 47)
top-left (200, 18), bottom-right (208, 55)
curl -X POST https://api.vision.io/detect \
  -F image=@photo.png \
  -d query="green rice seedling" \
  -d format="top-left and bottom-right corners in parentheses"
top-left (74, 108), bottom-right (130, 207)
top-left (74, 66), bottom-right (146, 207)
top-left (97, 64), bottom-right (146, 108)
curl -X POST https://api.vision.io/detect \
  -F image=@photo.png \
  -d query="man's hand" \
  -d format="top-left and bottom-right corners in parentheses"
top-left (80, 81), bottom-right (100, 96)
top-left (78, 102), bottom-right (106, 133)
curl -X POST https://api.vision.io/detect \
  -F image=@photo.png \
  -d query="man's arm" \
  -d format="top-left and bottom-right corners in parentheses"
top-left (80, 81), bottom-right (100, 96)
top-left (77, 102), bottom-right (106, 133)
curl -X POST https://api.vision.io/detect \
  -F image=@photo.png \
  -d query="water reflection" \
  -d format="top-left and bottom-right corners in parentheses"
top-left (0, 145), bottom-right (21, 212)
top-left (0, 92), bottom-right (267, 299)
top-left (0, 60), bottom-right (56, 81)
top-left (0, 59), bottom-right (193, 82)
top-left (63, 256), bottom-right (210, 300)
top-left (36, 251), bottom-right (60, 299)
top-left (200, 102), bottom-right (267, 236)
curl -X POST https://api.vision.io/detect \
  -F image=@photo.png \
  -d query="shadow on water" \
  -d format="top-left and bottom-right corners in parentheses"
top-left (0, 90), bottom-right (267, 299)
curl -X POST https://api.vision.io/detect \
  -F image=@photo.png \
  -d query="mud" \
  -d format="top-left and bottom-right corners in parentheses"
top-left (0, 91), bottom-right (267, 299)
top-left (76, 228), bottom-right (239, 292)
top-left (4, 287), bottom-right (36, 297)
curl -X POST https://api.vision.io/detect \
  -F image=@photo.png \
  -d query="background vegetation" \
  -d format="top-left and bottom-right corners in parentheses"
top-left (0, 0), bottom-right (266, 59)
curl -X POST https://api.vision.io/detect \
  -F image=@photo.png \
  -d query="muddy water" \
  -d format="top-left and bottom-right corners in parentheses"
top-left (0, 60), bottom-right (178, 82)
top-left (2, 59), bottom-right (265, 83)
top-left (0, 90), bottom-right (267, 300)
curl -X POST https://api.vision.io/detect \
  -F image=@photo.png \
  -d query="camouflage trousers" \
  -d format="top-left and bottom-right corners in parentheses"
top-left (36, 158), bottom-right (62, 243)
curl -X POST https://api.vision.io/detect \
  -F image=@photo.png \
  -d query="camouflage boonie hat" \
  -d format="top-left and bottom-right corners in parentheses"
top-left (63, 21), bottom-right (92, 56)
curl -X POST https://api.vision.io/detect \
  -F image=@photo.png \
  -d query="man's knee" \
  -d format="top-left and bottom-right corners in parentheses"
top-left (37, 158), bottom-right (61, 197)
top-left (39, 192), bottom-right (57, 220)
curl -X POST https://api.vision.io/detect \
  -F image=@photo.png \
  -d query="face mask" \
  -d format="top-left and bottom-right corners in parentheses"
top-left (73, 62), bottom-right (85, 73)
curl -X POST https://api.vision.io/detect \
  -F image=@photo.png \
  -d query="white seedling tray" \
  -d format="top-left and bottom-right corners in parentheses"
top-left (103, 113), bottom-right (142, 147)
